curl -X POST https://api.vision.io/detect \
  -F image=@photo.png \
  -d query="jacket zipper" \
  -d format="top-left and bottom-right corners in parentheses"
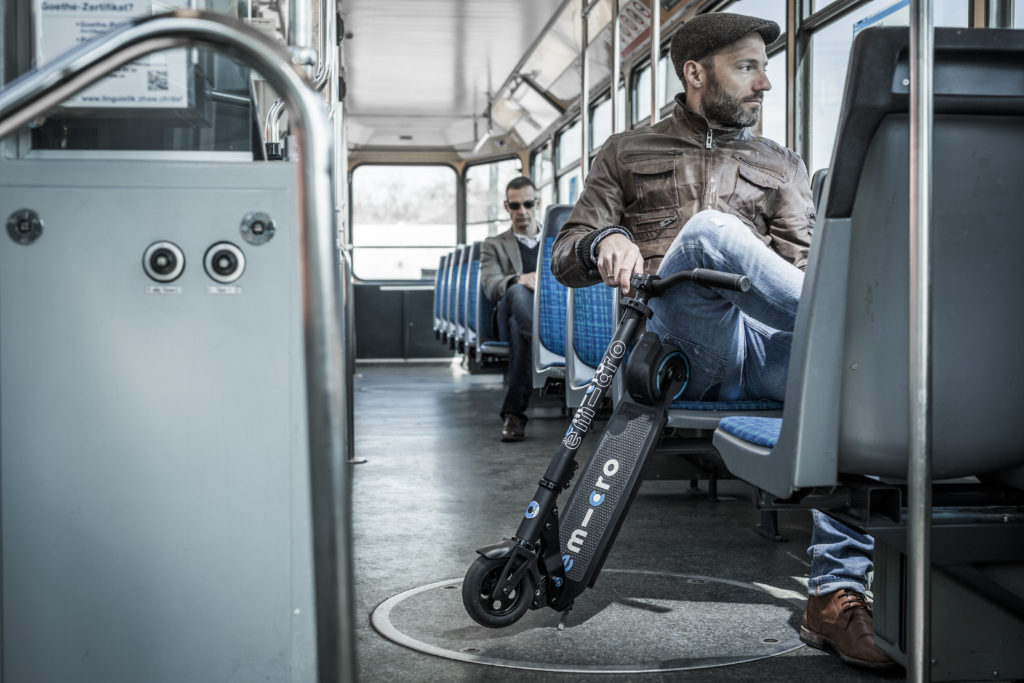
top-left (634, 215), bottom-right (678, 230)
top-left (702, 129), bottom-right (714, 209)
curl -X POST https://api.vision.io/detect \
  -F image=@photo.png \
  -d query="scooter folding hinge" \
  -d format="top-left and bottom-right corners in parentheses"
top-left (538, 477), bottom-right (560, 492)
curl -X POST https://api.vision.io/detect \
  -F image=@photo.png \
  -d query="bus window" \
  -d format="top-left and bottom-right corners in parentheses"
top-left (809, 0), bottom-right (969, 170)
top-left (591, 96), bottom-right (612, 152)
top-left (722, 0), bottom-right (786, 33)
top-left (590, 84), bottom-right (626, 151)
top-left (658, 54), bottom-right (681, 111)
top-left (1015, 0), bottom-right (1024, 27)
top-left (557, 167), bottom-right (582, 204)
top-left (532, 144), bottom-right (556, 209)
top-left (556, 120), bottom-right (582, 170)
top-left (759, 50), bottom-right (786, 145)
top-left (532, 145), bottom-right (554, 186)
top-left (632, 63), bottom-right (652, 126)
top-left (465, 158), bottom-right (523, 244)
top-left (351, 165), bottom-right (456, 280)
top-left (26, 0), bottom-right (253, 155)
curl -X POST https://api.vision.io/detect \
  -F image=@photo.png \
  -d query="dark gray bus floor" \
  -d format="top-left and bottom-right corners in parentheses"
top-left (352, 362), bottom-right (903, 682)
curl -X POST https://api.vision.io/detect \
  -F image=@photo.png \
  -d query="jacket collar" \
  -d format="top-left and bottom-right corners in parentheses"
top-left (666, 93), bottom-right (752, 145)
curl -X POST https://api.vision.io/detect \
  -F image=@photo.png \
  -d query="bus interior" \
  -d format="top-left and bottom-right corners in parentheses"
top-left (1, 0), bottom-right (1023, 681)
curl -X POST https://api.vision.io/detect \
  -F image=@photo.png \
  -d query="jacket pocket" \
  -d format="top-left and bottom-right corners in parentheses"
top-left (728, 161), bottom-right (781, 236)
top-left (627, 212), bottom-right (678, 243)
top-left (630, 159), bottom-right (679, 211)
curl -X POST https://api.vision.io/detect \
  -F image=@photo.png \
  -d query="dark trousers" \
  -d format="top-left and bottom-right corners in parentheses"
top-left (496, 283), bottom-right (534, 419)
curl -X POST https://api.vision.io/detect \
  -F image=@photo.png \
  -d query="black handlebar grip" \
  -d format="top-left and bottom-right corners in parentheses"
top-left (690, 268), bottom-right (751, 292)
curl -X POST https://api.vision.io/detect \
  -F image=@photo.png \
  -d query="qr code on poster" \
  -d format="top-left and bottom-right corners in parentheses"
top-left (148, 70), bottom-right (169, 91)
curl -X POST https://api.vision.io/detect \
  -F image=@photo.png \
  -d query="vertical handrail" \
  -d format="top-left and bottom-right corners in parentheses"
top-left (0, 10), bottom-right (356, 682)
top-left (650, 0), bottom-right (661, 125)
top-left (611, 0), bottom-right (621, 133)
top-left (580, 2), bottom-right (593, 184)
top-left (268, 0), bottom-right (335, 154)
top-left (908, 0), bottom-right (933, 681)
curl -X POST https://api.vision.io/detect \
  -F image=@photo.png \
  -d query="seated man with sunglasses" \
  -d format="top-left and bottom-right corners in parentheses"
top-left (480, 177), bottom-right (542, 442)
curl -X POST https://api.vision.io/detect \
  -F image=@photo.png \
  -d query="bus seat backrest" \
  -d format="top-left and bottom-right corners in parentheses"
top-left (810, 168), bottom-right (828, 213)
top-left (446, 248), bottom-right (462, 334)
top-left (456, 244), bottom-right (471, 330)
top-left (466, 242), bottom-right (481, 341)
top-left (537, 205), bottom-right (573, 356)
top-left (778, 26), bottom-right (1024, 488)
top-left (440, 249), bottom-right (455, 333)
top-left (572, 284), bottom-right (614, 369)
top-left (433, 253), bottom-right (447, 331)
top-left (469, 242), bottom-right (499, 343)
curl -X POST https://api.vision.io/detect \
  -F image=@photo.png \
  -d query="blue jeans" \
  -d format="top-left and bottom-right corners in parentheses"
top-left (496, 283), bottom-right (534, 419)
top-left (807, 511), bottom-right (873, 595)
top-left (647, 210), bottom-right (800, 402)
top-left (647, 211), bottom-right (872, 595)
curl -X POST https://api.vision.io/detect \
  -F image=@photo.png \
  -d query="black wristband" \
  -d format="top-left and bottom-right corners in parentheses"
top-left (575, 231), bottom-right (602, 271)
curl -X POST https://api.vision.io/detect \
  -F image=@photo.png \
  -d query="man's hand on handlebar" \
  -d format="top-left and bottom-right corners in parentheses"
top-left (595, 234), bottom-right (644, 295)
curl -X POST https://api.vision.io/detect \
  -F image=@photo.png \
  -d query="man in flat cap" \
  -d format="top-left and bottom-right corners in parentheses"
top-left (551, 12), bottom-right (894, 671)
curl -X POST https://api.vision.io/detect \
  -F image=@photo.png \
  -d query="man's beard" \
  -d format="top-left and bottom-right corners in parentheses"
top-left (701, 71), bottom-right (761, 128)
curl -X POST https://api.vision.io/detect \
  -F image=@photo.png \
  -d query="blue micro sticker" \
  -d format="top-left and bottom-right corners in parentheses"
top-left (562, 554), bottom-right (574, 572)
top-left (589, 491), bottom-right (605, 506)
top-left (525, 501), bottom-right (540, 519)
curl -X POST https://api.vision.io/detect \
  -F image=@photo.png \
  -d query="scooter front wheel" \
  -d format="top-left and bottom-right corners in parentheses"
top-left (462, 554), bottom-right (535, 628)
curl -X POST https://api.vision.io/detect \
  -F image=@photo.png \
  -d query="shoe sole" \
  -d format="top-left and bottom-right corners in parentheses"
top-left (501, 435), bottom-right (524, 442)
top-left (799, 626), bottom-right (899, 671)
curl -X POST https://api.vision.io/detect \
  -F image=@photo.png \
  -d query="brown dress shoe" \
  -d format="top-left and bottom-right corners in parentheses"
top-left (501, 414), bottom-right (526, 442)
top-left (800, 588), bottom-right (897, 669)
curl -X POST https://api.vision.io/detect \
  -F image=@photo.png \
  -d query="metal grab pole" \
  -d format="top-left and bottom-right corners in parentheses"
top-left (580, 2), bottom-right (593, 183)
top-left (612, 0), bottom-right (621, 133)
top-left (650, 0), bottom-right (661, 125)
top-left (0, 11), bottom-right (356, 681)
top-left (908, 1), bottom-right (933, 681)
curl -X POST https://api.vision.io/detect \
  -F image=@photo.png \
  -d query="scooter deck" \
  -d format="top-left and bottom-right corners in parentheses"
top-left (558, 398), bottom-right (666, 588)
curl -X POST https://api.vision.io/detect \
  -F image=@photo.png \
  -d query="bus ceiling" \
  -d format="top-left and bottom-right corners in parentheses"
top-left (340, 0), bottom-right (685, 157)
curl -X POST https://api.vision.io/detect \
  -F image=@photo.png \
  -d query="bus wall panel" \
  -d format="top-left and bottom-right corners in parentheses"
top-left (0, 159), bottom-right (317, 683)
top-left (354, 284), bottom-right (452, 360)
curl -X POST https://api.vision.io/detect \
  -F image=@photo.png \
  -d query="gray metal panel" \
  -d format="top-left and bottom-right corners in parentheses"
top-left (837, 115), bottom-right (1024, 479)
top-left (0, 159), bottom-right (316, 682)
top-left (718, 115), bottom-right (1024, 496)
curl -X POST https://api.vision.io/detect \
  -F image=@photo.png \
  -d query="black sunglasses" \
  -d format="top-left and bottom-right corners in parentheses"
top-left (507, 200), bottom-right (537, 210)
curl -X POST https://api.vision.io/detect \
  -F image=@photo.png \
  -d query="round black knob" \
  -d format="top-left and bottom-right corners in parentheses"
top-left (142, 241), bottom-right (185, 283)
top-left (150, 248), bottom-right (177, 275)
top-left (213, 250), bottom-right (237, 275)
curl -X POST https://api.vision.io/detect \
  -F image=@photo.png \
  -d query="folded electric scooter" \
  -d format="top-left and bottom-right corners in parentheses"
top-left (462, 268), bottom-right (750, 628)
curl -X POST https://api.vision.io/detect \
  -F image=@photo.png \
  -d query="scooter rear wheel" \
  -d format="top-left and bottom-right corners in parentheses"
top-left (462, 554), bottom-right (535, 628)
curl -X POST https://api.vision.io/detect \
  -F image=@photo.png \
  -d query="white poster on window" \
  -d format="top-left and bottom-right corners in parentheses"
top-left (34, 1), bottom-right (190, 108)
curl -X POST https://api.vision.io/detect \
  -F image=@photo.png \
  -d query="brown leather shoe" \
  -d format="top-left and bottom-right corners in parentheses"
top-left (500, 414), bottom-right (526, 442)
top-left (800, 589), bottom-right (897, 669)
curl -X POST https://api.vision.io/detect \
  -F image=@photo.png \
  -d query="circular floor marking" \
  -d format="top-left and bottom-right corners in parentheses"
top-left (371, 569), bottom-right (806, 674)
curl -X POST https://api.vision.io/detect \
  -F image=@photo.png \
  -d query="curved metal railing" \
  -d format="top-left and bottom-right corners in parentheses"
top-left (0, 10), bottom-right (355, 682)
top-left (266, 0), bottom-right (337, 153)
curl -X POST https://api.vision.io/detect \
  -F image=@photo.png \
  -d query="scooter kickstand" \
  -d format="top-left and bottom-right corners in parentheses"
top-left (557, 603), bottom-right (573, 631)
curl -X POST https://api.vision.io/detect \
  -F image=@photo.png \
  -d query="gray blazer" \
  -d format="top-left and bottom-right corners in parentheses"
top-left (480, 229), bottom-right (527, 303)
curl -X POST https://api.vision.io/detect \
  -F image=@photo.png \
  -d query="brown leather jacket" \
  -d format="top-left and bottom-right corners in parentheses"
top-left (551, 96), bottom-right (814, 287)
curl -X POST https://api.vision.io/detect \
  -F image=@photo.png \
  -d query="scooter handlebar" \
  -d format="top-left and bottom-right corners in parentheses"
top-left (649, 268), bottom-right (750, 295)
top-left (583, 268), bottom-right (750, 295)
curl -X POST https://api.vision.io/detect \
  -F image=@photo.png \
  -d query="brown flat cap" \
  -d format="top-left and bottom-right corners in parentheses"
top-left (670, 12), bottom-right (780, 72)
